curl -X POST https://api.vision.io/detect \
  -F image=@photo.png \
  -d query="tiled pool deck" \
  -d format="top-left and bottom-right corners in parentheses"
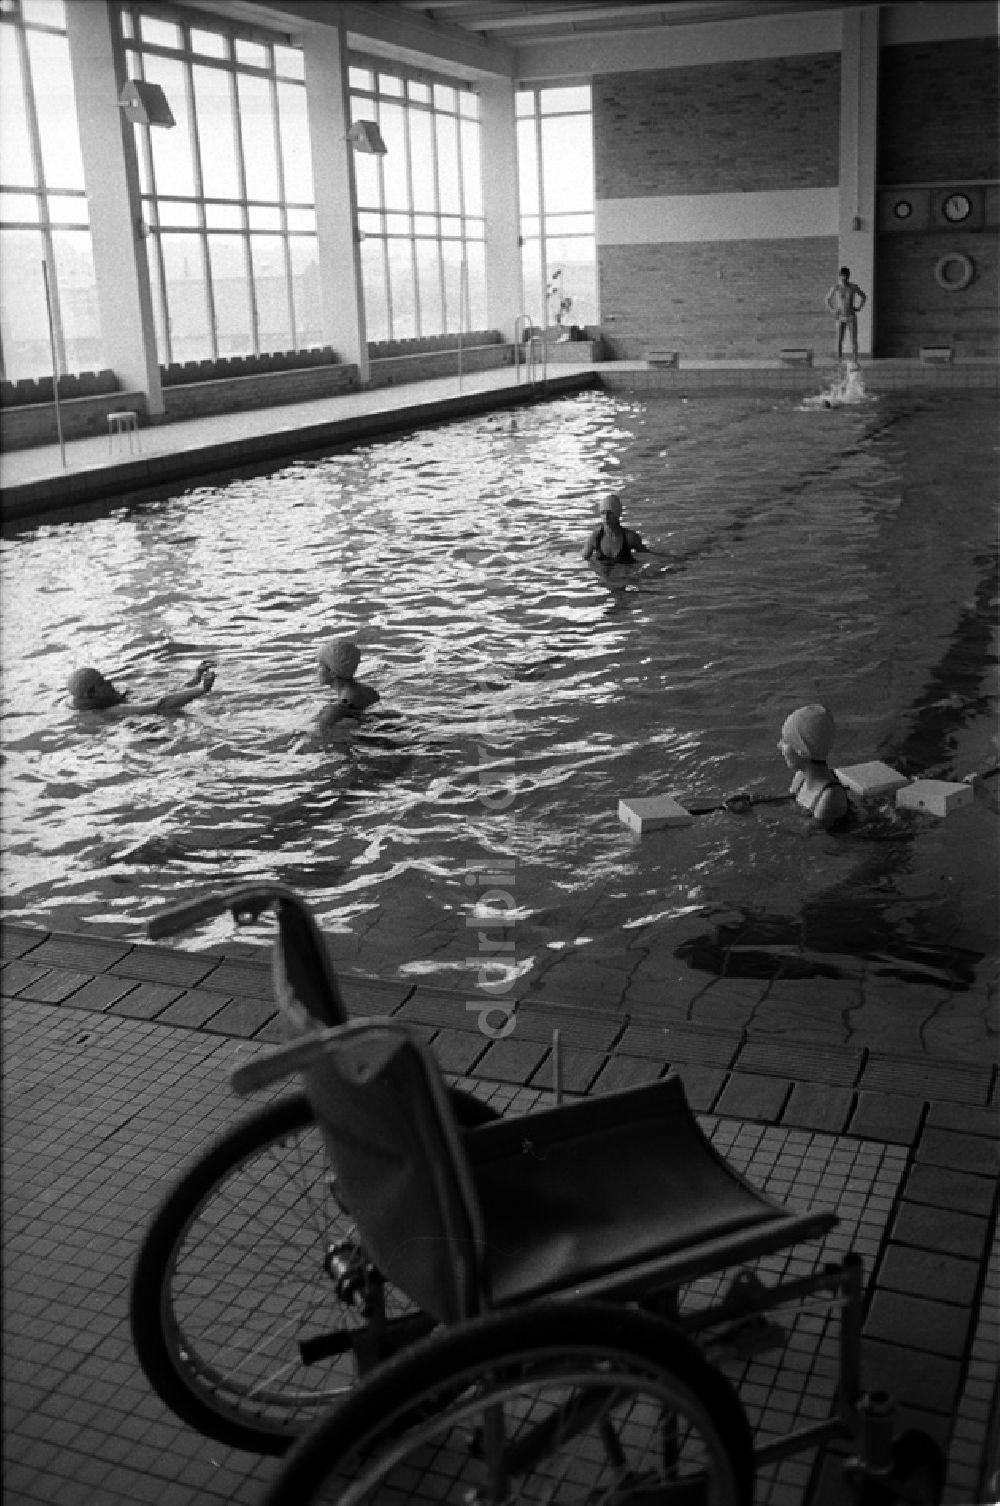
top-left (2, 362), bottom-right (998, 1503)
top-left (2, 915), bottom-right (997, 1505)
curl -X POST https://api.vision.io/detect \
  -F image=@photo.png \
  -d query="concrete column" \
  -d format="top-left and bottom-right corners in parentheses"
top-left (302, 23), bottom-right (369, 384)
top-left (479, 78), bottom-right (522, 341)
top-left (838, 5), bottom-right (879, 355)
top-left (65, 0), bottom-right (163, 413)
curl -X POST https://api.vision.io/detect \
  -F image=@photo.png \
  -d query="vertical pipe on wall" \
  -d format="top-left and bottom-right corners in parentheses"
top-left (839, 6), bottom-right (879, 355)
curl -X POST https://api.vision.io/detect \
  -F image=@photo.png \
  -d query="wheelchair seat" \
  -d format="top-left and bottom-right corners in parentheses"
top-left (236, 1018), bottom-right (836, 1326)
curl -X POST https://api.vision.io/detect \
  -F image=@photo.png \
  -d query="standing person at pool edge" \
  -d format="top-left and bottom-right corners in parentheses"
top-left (316, 638), bottom-right (379, 735)
top-left (583, 494), bottom-right (659, 565)
top-left (778, 703), bottom-right (850, 828)
top-left (67, 660), bottom-right (216, 715)
top-left (825, 267), bottom-right (867, 366)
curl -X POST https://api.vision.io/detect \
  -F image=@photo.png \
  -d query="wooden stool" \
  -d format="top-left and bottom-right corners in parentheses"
top-left (108, 410), bottom-right (140, 455)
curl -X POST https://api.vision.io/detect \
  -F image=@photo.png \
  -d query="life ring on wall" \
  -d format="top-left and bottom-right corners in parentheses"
top-left (934, 252), bottom-right (974, 292)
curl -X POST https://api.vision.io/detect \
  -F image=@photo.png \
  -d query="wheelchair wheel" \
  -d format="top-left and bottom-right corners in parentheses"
top-left (129, 1093), bottom-right (424, 1455)
top-left (262, 1300), bottom-right (756, 1504)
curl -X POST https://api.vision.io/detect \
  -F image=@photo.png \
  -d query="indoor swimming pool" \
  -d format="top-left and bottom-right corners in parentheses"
top-left (2, 387), bottom-right (997, 1045)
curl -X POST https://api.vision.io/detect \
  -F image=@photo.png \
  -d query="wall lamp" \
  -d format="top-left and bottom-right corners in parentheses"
top-left (119, 80), bottom-right (175, 128)
top-left (347, 120), bottom-right (386, 155)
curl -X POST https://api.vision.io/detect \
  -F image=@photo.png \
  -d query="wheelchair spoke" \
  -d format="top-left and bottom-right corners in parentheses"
top-left (130, 1096), bottom-right (425, 1453)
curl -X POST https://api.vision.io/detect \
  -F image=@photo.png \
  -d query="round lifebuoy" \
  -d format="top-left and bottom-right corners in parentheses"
top-left (934, 252), bottom-right (974, 292)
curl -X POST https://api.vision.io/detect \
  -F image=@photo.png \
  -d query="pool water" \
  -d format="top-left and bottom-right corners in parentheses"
top-left (2, 388), bottom-right (997, 1028)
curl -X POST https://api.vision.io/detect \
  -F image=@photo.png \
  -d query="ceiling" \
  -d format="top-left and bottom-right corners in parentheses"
top-left (391, 0), bottom-right (888, 48)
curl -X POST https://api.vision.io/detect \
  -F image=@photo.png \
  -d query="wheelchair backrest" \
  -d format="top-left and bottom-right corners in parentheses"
top-left (300, 1020), bottom-right (487, 1325)
top-left (270, 891), bottom-right (349, 1036)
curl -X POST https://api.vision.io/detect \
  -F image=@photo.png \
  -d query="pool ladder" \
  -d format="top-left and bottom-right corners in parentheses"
top-left (514, 314), bottom-right (546, 388)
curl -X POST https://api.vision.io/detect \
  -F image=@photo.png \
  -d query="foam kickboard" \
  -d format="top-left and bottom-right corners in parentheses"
top-left (835, 761), bottom-right (910, 798)
top-left (618, 795), bottom-right (694, 833)
top-left (895, 780), bottom-right (974, 817)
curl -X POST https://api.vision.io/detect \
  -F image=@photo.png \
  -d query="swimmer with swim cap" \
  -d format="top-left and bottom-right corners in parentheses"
top-left (583, 494), bottom-right (658, 565)
top-left (67, 661), bottom-right (215, 715)
top-left (316, 638), bottom-right (379, 734)
top-left (777, 704), bottom-right (850, 828)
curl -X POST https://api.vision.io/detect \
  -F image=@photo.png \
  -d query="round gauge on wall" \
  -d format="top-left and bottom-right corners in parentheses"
top-left (892, 199), bottom-right (913, 220)
top-left (941, 192), bottom-right (972, 224)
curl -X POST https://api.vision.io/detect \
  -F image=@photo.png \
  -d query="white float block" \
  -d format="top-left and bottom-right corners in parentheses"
top-left (895, 779), bottom-right (974, 818)
top-left (835, 761), bottom-right (910, 799)
top-left (618, 795), bottom-right (694, 833)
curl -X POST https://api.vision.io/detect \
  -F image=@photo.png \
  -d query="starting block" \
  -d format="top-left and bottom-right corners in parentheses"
top-left (835, 761), bottom-right (910, 799)
top-left (618, 794), bottom-right (693, 834)
top-left (896, 780), bottom-right (974, 818)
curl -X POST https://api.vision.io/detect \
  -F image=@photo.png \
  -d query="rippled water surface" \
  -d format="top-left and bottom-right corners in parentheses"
top-left (2, 388), bottom-right (997, 1000)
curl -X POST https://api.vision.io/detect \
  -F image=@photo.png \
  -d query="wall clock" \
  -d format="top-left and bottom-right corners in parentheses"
top-left (892, 199), bottom-right (912, 220)
top-left (942, 192), bottom-right (972, 224)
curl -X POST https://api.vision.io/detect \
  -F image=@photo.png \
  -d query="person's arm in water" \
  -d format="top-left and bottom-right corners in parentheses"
top-left (153, 665), bottom-right (216, 712)
top-left (624, 527), bottom-right (672, 560)
top-left (582, 526), bottom-right (602, 561)
top-left (116, 663), bottom-right (216, 714)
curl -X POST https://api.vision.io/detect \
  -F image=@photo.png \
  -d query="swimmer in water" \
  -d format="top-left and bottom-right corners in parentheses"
top-left (777, 703), bottom-right (850, 828)
top-left (67, 660), bottom-right (215, 715)
top-left (583, 494), bottom-right (661, 565)
top-left (316, 638), bottom-right (379, 734)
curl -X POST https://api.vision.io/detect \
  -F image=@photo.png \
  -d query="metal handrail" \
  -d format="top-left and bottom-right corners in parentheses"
top-left (513, 313), bottom-right (545, 387)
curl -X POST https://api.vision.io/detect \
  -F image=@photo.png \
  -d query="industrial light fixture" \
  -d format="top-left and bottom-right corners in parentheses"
top-left (119, 80), bottom-right (175, 128)
top-left (347, 120), bottom-right (386, 155)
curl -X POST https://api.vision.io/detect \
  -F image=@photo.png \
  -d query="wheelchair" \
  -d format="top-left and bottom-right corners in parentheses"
top-left (129, 886), bottom-right (944, 1504)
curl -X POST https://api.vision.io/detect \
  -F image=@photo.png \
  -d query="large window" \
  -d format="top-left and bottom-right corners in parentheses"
top-left (516, 85), bottom-right (596, 331)
top-left (0, 0), bottom-right (101, 381)
top-left (120, 4), bottom-right (320, 364)
top-left (349, 62), bottom-right (485, 342)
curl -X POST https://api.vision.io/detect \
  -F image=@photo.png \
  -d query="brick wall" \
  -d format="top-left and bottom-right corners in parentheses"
top-left (594, 54), bottom-right (840, 197)
top-left (599, 238), bottom-right (837, 359)
top-left (879, 39), bottom-right (999, 184)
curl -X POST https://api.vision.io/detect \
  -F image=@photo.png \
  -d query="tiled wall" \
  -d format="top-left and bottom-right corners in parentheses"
top-left (876, 39), bottom-right (999, 358)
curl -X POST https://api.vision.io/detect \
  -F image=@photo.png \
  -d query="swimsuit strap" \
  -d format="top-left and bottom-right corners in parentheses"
top-left (805, 775), bottom-right (842, 812)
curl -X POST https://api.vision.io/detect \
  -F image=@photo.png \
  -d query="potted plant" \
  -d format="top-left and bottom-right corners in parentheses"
top-left (546, 268), bottom-right (577, 341)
